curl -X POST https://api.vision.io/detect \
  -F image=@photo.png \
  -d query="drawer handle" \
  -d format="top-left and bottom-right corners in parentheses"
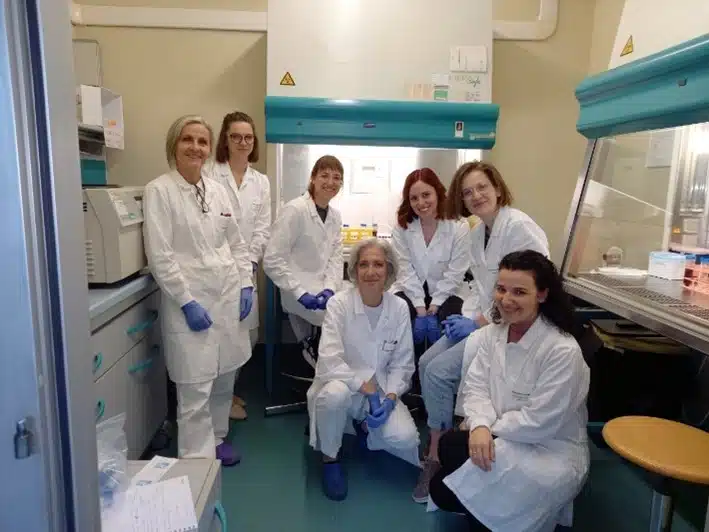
top-left (126, 310), bottom-right (159, 336)
top-left (128, 357), bottom-right (155, 374)
top-left (215, 501), bottom-right (228, 532)
top-left (93, 353), bottom-right (103, 374)
top-left (96, 400), bottom-right (105, 422)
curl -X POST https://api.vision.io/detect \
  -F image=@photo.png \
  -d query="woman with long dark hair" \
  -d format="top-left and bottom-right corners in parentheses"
top-left (428, 250), bottom-right (589, 531)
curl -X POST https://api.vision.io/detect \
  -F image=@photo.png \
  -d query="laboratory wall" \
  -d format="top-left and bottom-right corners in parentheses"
top-left (489, 1), bottom-right (597, 261)
top-left (587, 0), bottom-right (627, 74)
top-left (72, 0), bottom-right (268, 185)
top-left (72, 0), bottom-right (632, 338)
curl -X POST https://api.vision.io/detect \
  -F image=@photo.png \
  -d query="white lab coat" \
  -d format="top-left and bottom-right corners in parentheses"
top-left (306, 288), bottom-right (420, 466)
top-left (468, 206), bottom-right (549, 322)
top-left (263, 193), bottom-right (343, 326)
top-left (443, 317), bottom-right (590, 532)
top-left (391, 218), bottom-right (471, 306)
top-left (143, 171), bottom-right (253, 384)
top-left (206, 163), bottom-right (271, 332)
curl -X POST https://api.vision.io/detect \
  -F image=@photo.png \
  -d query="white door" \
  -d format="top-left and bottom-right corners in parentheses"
top-left (0, 0), bottom-right (99, 530)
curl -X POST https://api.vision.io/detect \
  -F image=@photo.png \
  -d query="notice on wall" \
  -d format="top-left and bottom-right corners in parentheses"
top-left (448, 73), bottom-right (485, 103)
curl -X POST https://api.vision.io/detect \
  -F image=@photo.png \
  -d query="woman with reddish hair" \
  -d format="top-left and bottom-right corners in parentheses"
top-left (391, 168), bottom-right (470, 352)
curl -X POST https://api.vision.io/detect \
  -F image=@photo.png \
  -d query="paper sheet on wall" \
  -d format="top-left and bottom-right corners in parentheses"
top-left (102, 475), bottom-right (198, 532)
top-left (448, 73), bottom-right (486, 103)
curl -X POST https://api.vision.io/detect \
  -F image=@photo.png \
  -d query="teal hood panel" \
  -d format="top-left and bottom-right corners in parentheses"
top-left (576, 32), bottom-right (709, 139)
top-left (264, 97), bottom-right (499, 149)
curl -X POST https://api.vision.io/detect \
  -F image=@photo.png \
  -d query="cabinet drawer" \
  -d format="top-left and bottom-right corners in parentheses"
top-left (91, 297), bottom-right (159, 381)
top-left (94, 337), bottom-right (166, 458)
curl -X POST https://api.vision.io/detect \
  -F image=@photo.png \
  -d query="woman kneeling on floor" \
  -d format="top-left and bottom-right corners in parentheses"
top-left (307, 238), bottom-right (421, 501)
top-left (429, 250), bottom-right (590, 532)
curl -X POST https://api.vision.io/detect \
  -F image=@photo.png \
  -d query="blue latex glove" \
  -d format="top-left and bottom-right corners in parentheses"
top-left (316, 289), bottom-right (335, 310)
top-left (181, 300), bottom-right (212, 332)
top-left (425, 314), bottom-right (441, 344)
top-left (366, 397), bottom-right (396, 429)
top-left (442, 314), bottom-right (462, 340)
top-left (240, 287), bottom-right (254, 321)
top-left (366, 393), bottom-right (381, 413)
top-left (413, 316), bottom-right (427, 344)
top-left (298, 292), bottom-right (320, 310)
top-left (445, 316), bottom-right (478, 342)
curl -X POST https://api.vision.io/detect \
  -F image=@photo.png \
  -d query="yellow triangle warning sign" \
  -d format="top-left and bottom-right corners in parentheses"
top-left (620, 35), bottom-right (634, 57)
top-left (280, 72), bottom-right (296, 86)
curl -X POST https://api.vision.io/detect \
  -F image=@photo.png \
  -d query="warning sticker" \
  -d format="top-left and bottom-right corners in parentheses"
top-left (280, 72), bottom-right (296, 86)
top-left (620, 35), bottom-right (634, 57)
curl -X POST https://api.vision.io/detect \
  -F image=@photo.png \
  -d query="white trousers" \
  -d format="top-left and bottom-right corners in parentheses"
top-left (176, 370), bottom-right (236, 459)
top-left (314, 380), bottom-right (421, 467)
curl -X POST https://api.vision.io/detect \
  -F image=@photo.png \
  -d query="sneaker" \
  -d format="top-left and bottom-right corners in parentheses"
top-left (229, 401), bottom-right (247, 421)
top-left (322, 462), bottom-right (347, 501)
top-left (216, 442), bottom-right (241, 466)
top-left (412, 458), bottom-right (440, 503)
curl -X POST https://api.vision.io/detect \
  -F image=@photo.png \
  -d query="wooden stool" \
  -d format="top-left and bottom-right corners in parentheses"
top-left (602, 416), bottom-right (709, 532)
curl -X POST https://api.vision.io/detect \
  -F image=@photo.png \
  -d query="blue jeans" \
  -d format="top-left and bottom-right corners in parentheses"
top-left (419, 336), bottom-right (466, 431)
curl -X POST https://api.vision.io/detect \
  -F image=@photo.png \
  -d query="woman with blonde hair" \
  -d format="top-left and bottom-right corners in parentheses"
top-left (143, 115), bottom-right (253, 466)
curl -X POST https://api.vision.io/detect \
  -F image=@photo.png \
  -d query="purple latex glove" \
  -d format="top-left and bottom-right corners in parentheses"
top-left (181, 300), bottom-right (212, 332)
top-left (298, 293), bottom-right (320, 310)
top-left (316, 289), bottom-right (335, 310)
top-left (239, 287), bottom-right (254, 320)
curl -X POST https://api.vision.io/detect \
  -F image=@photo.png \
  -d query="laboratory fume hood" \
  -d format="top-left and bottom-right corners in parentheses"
top-left (561, 29), bottom-right (709, 355)
top-left (266, 0), bottom-right (498, 234)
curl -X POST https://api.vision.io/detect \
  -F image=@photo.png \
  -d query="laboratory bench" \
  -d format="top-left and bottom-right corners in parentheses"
top-left (127, 459), bottom-right (224, 532)
top-left (90, 273), bottom-right (166, 459)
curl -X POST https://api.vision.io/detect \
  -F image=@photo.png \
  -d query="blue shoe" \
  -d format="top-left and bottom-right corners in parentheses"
top-left (322, 462), bottom-right (347, 501)
top-left (352, 419), bottom-right (369, 451)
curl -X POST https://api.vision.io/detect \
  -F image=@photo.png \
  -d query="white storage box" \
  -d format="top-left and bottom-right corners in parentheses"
top-left (76, 84), bottom-right (124, 150)
top-left (648, 251), bottom-right (686, 280)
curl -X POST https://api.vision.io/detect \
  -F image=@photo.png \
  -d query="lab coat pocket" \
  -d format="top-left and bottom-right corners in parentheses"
top-left (510, 383), bottom-right (535, 409)
top-left (381, 339), bottom-right (398, 353)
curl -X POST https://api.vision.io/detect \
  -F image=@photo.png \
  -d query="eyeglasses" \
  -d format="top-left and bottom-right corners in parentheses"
top-left (228, 133), bottom-right (255, 144)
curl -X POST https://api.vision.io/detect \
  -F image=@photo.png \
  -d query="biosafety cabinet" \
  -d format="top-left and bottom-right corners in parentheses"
top-left (561, 25), bottom-right (709, 354)
top-left (266, 0), bottom-right (497, 235)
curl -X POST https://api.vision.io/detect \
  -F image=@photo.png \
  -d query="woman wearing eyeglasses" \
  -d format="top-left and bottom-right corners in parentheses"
top-left (208, 111), bottom-right (271, 422)
top-left (143, 115), bottom-right (253, 466)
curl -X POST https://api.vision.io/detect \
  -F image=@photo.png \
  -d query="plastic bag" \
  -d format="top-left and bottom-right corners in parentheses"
top-left (96, 413), bottom-right (128, 511)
